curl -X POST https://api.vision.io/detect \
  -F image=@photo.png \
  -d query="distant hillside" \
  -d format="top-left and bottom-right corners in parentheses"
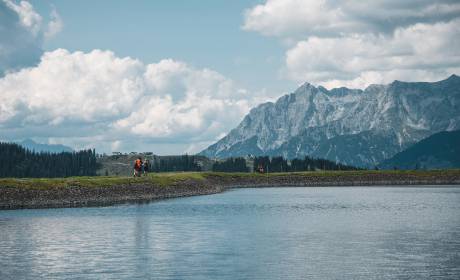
top-left (379, 130), bottom-right (460, 170)
top-left (19, 139), bottom-right (73, 153)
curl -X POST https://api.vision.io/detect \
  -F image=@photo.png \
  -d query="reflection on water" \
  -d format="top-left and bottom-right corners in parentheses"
top-left (1, 186), bottom-right (460, 279)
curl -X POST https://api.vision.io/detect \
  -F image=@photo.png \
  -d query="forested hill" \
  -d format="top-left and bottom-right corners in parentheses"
top-left (379, 130), bottom-right (460, 170)
top-left (0, 142), bottom-right (98, 178)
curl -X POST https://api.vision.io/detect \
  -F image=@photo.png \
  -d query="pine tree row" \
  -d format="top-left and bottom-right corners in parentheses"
top-left (150, 155), bottom-right (202, 172)
top-left (0, 142), bottom-right (98, 178)
top-left (212, 157), bottom-right (249, 172)
top-left (253, 156), bottom-right (358, 172)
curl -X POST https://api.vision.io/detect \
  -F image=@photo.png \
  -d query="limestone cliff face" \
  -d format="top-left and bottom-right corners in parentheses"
top-left (200, 75), bottom-right (460, 167)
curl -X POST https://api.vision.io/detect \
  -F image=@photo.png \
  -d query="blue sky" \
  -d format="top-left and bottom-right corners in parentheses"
top-left (1, 0), bottom-right (459, 154)
top-left (35, 0), bottom-right (292, 94)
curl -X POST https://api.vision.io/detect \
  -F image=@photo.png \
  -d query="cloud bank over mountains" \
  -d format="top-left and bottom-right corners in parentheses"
top-left (243, 0), bottom-right (460, 88)
top-left (0, 49), bottom-right (259, 153)
top-left (1, 0), bottom-right (459, 153)
top-left (0, 1), bottom-right (266, 153)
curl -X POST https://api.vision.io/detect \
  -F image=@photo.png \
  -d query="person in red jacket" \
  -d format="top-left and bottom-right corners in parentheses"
top-left (133, 157), bottom-right (143, 177)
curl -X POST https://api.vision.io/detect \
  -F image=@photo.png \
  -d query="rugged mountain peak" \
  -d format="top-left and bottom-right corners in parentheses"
top-left (364, 83), bottom-right (386, 93)
top-left (447, 74), bottom-right (459, 80)
top-left (297, 81), bottom-right (315, 90)
top-left (200, 75), bottom-right (460, 167)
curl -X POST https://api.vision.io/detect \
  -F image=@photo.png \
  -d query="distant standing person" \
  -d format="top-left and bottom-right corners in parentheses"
top-left (143, 160), bottom-right (150, 175)
top-left (256, 163), bottom-right (264, 174)
top-left (133, 157), bottom-right (143, 177)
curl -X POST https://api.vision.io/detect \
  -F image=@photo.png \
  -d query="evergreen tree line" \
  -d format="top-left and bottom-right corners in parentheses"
top-left (150, 155), bottom-right (202, 172)
top-left (254, 156), bottom-right (358, 172)
top-left (211, 156), bottom-right (358, 173)
top-left (0, 142), bottom-right (98, 178)
top-left (212, 157), bottom-right (249, 172)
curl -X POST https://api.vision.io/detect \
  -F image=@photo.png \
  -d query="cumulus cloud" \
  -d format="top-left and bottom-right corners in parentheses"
top-left (243, 0), bottom-right (460, 38)
top-left (3, 0), bottom-right (42, 35)
top-left (285, 19), bottom-right (460, 88)
top-left (45, 7), bottom-right (63, 39)
top-left (243, 0), bottom-right (460, 88)
top-left (0, 0), bottom-right (63, 74)
top-left (0, 49), bottom-right (260, 153)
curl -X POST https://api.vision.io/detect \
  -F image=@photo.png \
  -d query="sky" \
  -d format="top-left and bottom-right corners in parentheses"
top-left (1, 0), bottom-right (459, 154)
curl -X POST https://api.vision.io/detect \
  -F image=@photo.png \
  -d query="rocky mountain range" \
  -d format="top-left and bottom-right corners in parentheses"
top-left (200, 75), bottom-right (460, 168)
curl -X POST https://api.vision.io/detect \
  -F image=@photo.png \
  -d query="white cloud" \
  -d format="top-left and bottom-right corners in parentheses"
top-left (0, 49), bottom-right (145, 126)
top-left (243, 0), bottom-right (460, 38)
top-left (244, 0), bottom-right (460, 88)
top-left (0, 1), bottom-right (264, 154)
top-left (3, 0), bottom-right (63, 38)
top-left (3, 0), bottom-right (42, 35)
top-left (285, 19), bottom-right (460, 88)
top-left (0, 0), bottom-right (63, 74)
top-left (0, 49), bottom-right (263, 154)
top-left (243, 0), bottom-right (344, 38)
top-left (45, 7), bottom-right (63, 39)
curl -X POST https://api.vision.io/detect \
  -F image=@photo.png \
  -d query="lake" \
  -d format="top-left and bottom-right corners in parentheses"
top-left (1, 186), bottom-right (460, 279)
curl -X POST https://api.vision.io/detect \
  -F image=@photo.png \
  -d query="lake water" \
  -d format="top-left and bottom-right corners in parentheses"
top-left (1, 186), bottom-right (460, 279)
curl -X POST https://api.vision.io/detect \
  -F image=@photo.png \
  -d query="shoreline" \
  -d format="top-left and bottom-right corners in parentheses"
top-left (1, 170), bottom-right (460, 210)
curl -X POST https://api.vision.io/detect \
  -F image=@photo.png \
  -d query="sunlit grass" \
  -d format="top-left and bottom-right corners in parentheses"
top-left (0, 172), bottom-right (208, 190)
top-left (0, 169), bottom-right (458, 190)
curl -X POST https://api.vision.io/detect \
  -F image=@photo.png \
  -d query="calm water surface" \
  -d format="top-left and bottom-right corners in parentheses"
top-left (1, 186), bottom-right (460, 279)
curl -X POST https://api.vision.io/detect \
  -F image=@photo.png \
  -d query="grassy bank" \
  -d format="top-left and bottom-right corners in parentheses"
top-left (1, 169), bottom-right (460, 210)
top-left (0, 172), bottom-right (207, 190)
top-left (1, 169), bottom-right (460, 190)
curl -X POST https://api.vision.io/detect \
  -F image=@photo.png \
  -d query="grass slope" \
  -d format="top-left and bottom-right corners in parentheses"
top-left (1, 170), bottom-right (459, 190)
